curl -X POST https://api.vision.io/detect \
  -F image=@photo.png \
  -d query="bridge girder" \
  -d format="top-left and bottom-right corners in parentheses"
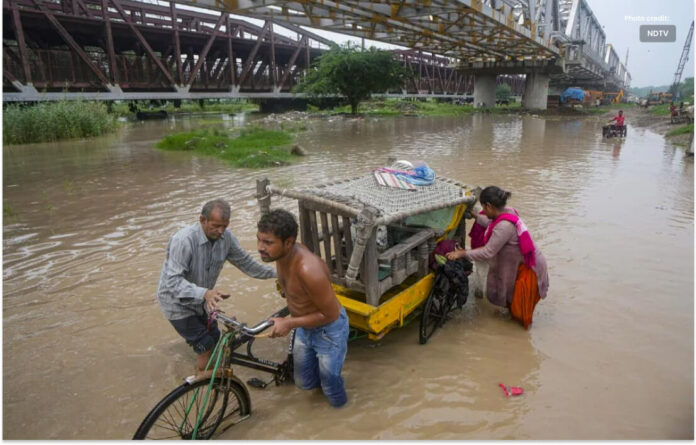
top-left (552, 0), bottom-right (629, 90)
top-left (3, 0), bottom-right (632, 102)
top-left (2, 0), bottom-right (480, 101)
top-left (173, 0), bottom-right (560, 62)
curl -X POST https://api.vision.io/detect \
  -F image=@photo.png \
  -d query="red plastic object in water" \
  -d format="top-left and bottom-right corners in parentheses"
top-left (498, 383), bottom-right (524, 397)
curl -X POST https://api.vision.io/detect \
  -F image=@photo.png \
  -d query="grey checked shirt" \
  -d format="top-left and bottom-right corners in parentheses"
top-left (157, 223), bottom-right (276, 320)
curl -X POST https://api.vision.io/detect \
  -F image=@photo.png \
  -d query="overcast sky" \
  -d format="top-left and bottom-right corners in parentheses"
top-left (587, 0), bottom-right (694, 87)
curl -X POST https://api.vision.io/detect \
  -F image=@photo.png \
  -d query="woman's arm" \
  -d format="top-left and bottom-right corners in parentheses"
top-left (465, 221), bottom-right (516, 262)
top-left (475, 212), bottom-right (491, 228)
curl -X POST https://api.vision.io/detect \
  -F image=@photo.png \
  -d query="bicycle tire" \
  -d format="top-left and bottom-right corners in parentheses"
top-left (419, 274), bottom-right (453, 344)
top-left (133, 378), bottom-right (250, 440)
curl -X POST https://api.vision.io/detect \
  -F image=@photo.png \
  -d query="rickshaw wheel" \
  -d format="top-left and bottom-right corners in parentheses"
top-left (419, 273), bottom-right (455, 344)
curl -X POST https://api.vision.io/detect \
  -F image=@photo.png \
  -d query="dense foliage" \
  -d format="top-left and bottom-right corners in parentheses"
top-left (295, 43), bottom-right (408, 114)
top-left (496, 83), bottom-right (511, 101)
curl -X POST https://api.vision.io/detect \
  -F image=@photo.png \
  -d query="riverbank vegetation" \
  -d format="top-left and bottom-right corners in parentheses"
top-left (666, 123), bottom-right (694, 137)
top-left (156, 127), bottom-right (296, 167)
top-left (650, 104), bottom-right (671, 116)
top-left (3, 100), bottom-right (118, 145)
top-left (308, 98), bottom-right (522, 116)
top-left (111, 99), bottom-right (258, 117)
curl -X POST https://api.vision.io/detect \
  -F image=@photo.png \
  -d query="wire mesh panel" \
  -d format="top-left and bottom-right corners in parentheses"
top-left (299, 174), bottom-right (466, 218)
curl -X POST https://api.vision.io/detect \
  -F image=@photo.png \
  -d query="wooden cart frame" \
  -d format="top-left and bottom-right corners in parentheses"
top-left (256, 174), bottom-right (478, 340)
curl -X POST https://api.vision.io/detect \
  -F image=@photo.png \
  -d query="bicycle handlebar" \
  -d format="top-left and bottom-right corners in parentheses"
top-left (215, 306), bottom-right (290, 336)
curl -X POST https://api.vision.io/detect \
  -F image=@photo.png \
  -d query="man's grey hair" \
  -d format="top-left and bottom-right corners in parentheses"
top-left (201, 199), bottom-right (231, 220)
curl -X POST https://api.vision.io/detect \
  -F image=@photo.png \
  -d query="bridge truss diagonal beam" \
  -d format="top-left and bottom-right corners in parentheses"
top-left (3, 0), bottom-right (631, 100)
top-left (172, 0), bottom-right (560, 62)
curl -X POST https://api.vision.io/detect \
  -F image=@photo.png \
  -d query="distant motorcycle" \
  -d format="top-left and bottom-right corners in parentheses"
top-left (602, 124), bottom-right (627, 138)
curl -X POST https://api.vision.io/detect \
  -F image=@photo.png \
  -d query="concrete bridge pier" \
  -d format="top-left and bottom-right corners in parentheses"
top-left (522, 72), bottom-right (550, 110)
top-left (473, 74), bottom-right (497, 108)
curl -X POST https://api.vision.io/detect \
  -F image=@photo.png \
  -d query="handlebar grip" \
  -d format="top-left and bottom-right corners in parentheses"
top-left (214, 307), bottom-right (290, 335)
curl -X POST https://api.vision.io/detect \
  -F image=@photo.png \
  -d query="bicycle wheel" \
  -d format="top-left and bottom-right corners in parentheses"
top-left (133, 378), bottom-right (250, 440)
top-left (419, 274), bottom-right (455, 344)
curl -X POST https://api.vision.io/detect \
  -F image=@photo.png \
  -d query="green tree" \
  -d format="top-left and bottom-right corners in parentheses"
top-left (496, 83), bottom-right (511, 101)
top-left (678, 77), bottom-right (694, 101)
top-left (294, 43), bottom-right (408, 115)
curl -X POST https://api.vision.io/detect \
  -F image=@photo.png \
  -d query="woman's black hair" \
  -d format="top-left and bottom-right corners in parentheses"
top-left (479, 186), bottom-right (511, 209)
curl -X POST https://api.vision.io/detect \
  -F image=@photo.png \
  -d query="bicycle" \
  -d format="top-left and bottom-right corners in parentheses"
top-left (133, 307), bottom-right (293, 440)
top-left (419, 256), bottom-right (472, 344)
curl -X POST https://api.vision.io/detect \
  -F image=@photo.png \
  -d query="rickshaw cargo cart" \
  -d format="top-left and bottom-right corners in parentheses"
top-left (256, 172), bottom-right (478, 341)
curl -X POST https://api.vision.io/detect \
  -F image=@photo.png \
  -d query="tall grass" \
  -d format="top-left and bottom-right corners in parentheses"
top-left (3, 100), bottom-right (119, 145)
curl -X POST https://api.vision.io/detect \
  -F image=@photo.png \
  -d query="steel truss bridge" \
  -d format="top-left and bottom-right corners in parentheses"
top-left (3, 0), bottom-right (629, 102)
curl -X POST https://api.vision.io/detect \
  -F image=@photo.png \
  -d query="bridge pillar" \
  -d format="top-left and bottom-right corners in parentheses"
top-left (473, 74), bottom-right (496, 108)
top-left (522, 72), bottom-right (549, 110)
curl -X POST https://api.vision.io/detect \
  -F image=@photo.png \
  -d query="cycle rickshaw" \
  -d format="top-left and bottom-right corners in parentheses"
top-left (134, 169), bottom-right (479, 439)
top-left (255, 171), bottom-right (478, 342)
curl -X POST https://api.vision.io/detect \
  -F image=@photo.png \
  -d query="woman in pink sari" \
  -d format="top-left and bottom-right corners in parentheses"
top-left (446, 186), bottom-right (549, 328)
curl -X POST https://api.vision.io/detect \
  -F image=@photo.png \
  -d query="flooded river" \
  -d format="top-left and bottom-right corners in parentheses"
top-left (3, 111), bottom-right (693, 439)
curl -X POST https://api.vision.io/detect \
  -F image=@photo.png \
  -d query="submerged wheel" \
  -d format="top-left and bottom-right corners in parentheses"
top-left (133, 378), bottom-right (250, 440)
top-left (419, 274), bottom-right (455, 345)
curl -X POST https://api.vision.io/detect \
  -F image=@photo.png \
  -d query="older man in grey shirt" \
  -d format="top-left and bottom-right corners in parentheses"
top-left (157, 198), bottom-right (276, 375)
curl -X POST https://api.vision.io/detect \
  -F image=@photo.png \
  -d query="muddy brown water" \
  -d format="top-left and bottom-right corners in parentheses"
top-left (3, 112), bottom-right (693, 439)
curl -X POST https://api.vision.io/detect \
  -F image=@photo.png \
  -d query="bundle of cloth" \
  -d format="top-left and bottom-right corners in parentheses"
top-left (428, 239), bottom-right (473, 309)
top-left (373, 160), bottom-right (435, 190)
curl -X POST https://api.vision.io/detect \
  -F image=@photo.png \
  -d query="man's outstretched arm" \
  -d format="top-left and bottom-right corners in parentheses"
top-left (226, 233), bottom-right (277, 279)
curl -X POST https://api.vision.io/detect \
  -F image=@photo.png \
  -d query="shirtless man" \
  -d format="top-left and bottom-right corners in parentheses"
top-left (256, 209), bottom-right (349, 407)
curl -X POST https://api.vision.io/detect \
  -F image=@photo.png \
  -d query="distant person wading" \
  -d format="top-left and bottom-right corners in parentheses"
top-left (446, 187), bottom-right (549, 328)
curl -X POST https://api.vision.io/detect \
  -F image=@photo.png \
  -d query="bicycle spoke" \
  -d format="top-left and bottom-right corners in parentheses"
top-left (152, 409), bottom-right (189, 439)
top-left (150, 421), bottom-right (185, 437)
top-left (158, 403), bottom-right (188, 435)
top-left (175, 393), bottom-right (194, 435)
top-left (135, 343), bottom-right (250, 439)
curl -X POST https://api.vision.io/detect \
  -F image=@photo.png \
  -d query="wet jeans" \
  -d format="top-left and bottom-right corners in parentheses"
top-left (293, 307), bottom-right (349, 407)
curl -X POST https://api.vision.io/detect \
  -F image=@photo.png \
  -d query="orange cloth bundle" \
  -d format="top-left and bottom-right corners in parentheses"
top-left (510, 263), bottom-right (541, 330)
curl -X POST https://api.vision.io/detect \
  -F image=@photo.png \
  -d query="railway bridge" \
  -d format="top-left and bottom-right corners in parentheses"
top-left (3, 0), bottom-right (630, 109)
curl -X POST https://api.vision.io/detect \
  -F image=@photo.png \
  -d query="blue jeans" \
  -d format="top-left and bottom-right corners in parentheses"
top-left (293, 307), bottom-right (349, 407)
